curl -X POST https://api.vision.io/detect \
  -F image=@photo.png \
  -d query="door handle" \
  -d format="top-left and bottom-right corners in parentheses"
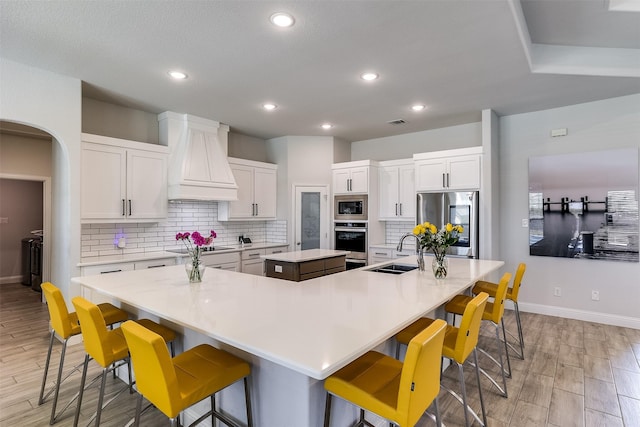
top-left (297, 242), bottom-right (301, 246)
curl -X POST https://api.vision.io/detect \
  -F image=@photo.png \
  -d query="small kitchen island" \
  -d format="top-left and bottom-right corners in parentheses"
top-left (72, 256), bottom-right (504, 427)
top-left (262, 249), bottom-right (349, 282)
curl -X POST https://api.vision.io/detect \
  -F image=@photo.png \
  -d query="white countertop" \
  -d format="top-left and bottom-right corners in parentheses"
top-left (78, 242), bottom-right (289, 267)
top-left (260, 249), bottom-right (350, 262)
top-left (72, 257), bottom-right (503, 380)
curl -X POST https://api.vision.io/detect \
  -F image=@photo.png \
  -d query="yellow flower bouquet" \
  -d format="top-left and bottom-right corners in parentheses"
top-left (413, 222), bottom-right (463, 278)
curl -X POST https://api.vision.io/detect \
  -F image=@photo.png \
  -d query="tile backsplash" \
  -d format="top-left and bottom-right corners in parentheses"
top-left (81, 201), bottom-right (287, 257)
top-left (384, 221), bottom-right (415, 245)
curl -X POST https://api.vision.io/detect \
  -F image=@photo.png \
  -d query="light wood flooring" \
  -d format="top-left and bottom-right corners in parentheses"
top-left (1, 281), bottom-right (639, 426)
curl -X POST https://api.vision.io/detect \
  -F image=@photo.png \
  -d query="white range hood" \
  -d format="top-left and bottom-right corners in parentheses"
top-left (158, 112), bottom-right (238, 201)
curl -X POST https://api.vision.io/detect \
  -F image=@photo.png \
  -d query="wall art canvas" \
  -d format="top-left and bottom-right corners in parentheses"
top-left (528, 148), bottom-right (639, 262)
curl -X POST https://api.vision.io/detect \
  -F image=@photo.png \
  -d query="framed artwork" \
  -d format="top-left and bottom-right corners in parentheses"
top-left (528, 148), bottom-right (639, 262)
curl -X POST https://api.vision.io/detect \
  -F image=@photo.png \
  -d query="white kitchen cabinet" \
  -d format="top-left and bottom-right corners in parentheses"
top-left (201, 251), bottom-right (241, 272)
top-left (218, 158), bottom-right (277, 221)
top-left (80, 262), bottom-right (135, 304)
top-left (378, 160), bottom-right (415, 221)
top-left (241, 248), bottom-right (265, 275)
top-left (81, 134), bottom-right (168, 223)
top-left (240, 245), bottom-right (288, 276)
top-left (414, 147), bottom-right (482, 192)
top-left (368, 247), bottom-right (393, 265)
top-left (133, 258), bottom-right (176, 270)
top-left (332, 165), bottom-right (369, 194)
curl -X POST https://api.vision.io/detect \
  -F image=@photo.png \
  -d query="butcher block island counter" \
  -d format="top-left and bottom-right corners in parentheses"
top-left (262, 249), bottom-right (349, 281)
top-left (72, 256), bottom-right (504, 427)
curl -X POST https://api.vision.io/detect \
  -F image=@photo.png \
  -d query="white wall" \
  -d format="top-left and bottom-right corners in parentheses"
top-left (0, 58), bottom-right (82, 305)
top-left (351, 122), bottom-right (482, 161)
top-left (499, 94), bottom-right (640, 326)
top-left (228, 132), bottom-right (269, 162)
top-left (267, 136), bottom-right (337, 250)
top-left (0, 133), bottom-right (52, 175)
top-left (82, 97), bottom-right (160, 144)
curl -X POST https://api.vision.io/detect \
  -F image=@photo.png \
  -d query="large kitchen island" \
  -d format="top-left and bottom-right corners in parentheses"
top-left (71, 256), bottom-right (503, 427)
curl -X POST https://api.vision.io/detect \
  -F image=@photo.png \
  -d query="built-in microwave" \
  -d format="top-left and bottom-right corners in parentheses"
top-left (334, 195), bottom-right (368, 221)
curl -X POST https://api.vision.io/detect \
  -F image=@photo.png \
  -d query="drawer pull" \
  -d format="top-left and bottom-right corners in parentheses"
top-left (100, 269), bottom-right (122, 274)
top-left (146, 264), bottom-right (165, 269)
top-left (374, 252), bottom-right (387, 255)
top-left (248, 253), bottom-right (260, 257)
top-left (271, 250), bottom-right (282, 254)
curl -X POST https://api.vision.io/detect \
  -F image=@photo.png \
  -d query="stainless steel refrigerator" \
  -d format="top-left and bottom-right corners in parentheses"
top-left (416, 191), bottom-right (479, 258)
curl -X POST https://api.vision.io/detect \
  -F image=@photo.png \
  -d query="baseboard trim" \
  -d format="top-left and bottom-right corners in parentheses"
top-left (518, 302), bottom-right (640, 329)
top-left (0, 275), bottom-right (24, 285)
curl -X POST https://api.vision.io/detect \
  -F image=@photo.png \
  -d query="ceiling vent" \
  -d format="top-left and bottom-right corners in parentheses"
top-left (387, 119), bottom-right (406, 125)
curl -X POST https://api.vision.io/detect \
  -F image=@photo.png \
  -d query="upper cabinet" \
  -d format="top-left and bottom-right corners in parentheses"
top-left (332, 162), bottom-right (371, 194)
top-left (378, 160), bottom-right (415, 221)
top-left (81, 133), bottom-right (168, 223)
top-left (218, 158), bottom-right (277, 221)
top-left (414, 147), bottom-right (482, 192)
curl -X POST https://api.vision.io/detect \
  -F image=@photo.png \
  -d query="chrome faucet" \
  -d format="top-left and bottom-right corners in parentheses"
top-left (397, 233), bottom-right (425, 271)
top-left (397, 233), bottom-right (418, 253)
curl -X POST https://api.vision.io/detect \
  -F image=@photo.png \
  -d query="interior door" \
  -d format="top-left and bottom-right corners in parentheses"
top-left (294, 185), bottom-right (329, 250)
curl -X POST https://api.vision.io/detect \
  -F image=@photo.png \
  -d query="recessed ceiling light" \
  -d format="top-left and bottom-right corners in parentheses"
top-left (270, 12), bottom-right (295, 27)
top-left (360, 72), bottom-right (379, 81)
top-left (263, 103), bottom-right (277, 111)
top-left (321, 123), bottom-right (333, 130)
top-left (168, 71), bottom-right (188, 80)
top-left (411, 104), bottom-right (426, 111)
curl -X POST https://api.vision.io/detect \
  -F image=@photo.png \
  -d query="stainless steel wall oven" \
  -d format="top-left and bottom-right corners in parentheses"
top-left (334, 221), bottom-right (367, 269)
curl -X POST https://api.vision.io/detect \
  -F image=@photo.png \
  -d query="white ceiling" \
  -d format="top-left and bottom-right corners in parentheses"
top-left (1, 0), bottom-right (638, 142)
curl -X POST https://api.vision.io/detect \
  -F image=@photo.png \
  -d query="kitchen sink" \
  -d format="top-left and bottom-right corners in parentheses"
top-left (367, 264), bottom-right (418, 275)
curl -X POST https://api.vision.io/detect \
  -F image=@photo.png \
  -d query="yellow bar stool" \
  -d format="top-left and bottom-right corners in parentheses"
top-left (39, 282), bottom-right (128, 425)
top-left (445, 272), bottom-right (512, 398)
top-left (121, 320), bottom-right (253, 427)
top-left (473, 263), bottom-right (527, 359)
top-left (395, 293), bottom-right (489, 427)
top-left (323, 319), bottom-right (447, 427)
top-left (71, 296), bottom-right (177, 427)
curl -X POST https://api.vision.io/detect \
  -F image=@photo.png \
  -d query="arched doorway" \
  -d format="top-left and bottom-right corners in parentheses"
top-left (0, 121), bottom-right (53, 292)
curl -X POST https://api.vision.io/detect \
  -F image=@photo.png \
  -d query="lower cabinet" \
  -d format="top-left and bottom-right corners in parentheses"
top-left (241, 245), bottom-right (288, 276)
top-left (201, 252), bottom-right (241, 272)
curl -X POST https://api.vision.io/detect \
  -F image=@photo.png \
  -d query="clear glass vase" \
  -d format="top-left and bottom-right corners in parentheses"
top-left (432, 256), bottom-right (448, 279)
top-left (185, 257), bottom-right (205, 283)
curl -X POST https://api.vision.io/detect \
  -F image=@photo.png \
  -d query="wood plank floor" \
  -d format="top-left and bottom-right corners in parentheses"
top-left (1, 281), bottom-right (639, 426)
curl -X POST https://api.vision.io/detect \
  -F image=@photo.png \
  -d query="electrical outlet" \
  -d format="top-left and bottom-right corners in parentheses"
top-left (591, 290), bottom-right (600, 301)
top-left (521, 218), bottom-right (529, 227)
top-left (554, 287), bottom-right (561, 297)
top-left (0, 217), bottom-right (8, 224)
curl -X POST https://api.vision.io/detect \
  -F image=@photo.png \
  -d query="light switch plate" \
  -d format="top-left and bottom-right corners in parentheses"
top-left (275, 265), bottom-right (283, 273)
top-left (521, 218), bottom-right (529, 227)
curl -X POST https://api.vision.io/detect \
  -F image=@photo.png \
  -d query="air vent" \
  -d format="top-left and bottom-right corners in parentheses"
top-left (387, 119), bottom-right (406, 125)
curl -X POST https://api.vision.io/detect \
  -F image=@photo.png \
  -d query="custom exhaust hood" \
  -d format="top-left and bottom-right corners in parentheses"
top-left (158, 112), bottom-right (238, 201)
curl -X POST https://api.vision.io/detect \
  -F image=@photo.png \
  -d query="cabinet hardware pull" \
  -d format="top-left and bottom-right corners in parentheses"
top-left (272, 250), bottom-right (282, 254)
top-left (122, 199), bottom-right (126, 216)
top-left (399, 203), bottom-right (402, 216)
top-left (375, 252), bottom-right (386, 255)
top-left (214, 266), bottom-right (222, 269)
top-left (395, 203), bottom-right (398, 216)
top-left (128, 199), bottom-right (132, 216)
top-left (255, 203), bottom-right (258, 216)
top-left (248, 253), bottom-right (260, 257)
top-left (100, 269), bottom-right (122, 274)
top-left (146, 264), bottom-right (165, 269)
top-left (446, 173), bottom-right (450, 188)
top-left (442, 173), bottom-right (446, 188)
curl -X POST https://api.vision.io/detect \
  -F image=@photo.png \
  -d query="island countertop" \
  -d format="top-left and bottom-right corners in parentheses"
top-left (260, 248), bottom-right (349, 262)
top-left (71, 257), bottom-right (503, 380)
